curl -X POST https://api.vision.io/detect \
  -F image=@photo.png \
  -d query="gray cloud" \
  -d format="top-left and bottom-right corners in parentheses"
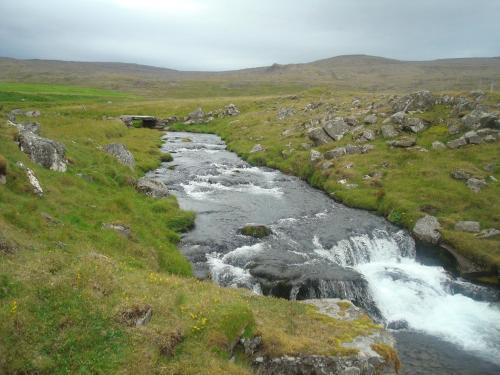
top-left (0, 0), bottom-right (499, 71)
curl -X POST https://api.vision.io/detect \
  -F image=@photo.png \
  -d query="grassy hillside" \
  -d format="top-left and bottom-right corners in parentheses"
top-left (171, 88), bottom-right (500, 283)
top-left (0, 85), bottom-right (392, 374)
top-left (1, 55), bottom-right (499, 97)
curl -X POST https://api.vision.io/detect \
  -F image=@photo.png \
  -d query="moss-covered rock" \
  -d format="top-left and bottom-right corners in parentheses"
top-left (239, 224), bottom-right (272, 238)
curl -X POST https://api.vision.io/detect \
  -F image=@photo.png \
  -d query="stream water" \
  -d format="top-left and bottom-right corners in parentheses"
top-left (150, 131), bottom-right (500, 374)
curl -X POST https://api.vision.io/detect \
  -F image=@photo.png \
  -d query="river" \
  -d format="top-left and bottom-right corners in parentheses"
top-left (148, 131), bottom-right (500, 374)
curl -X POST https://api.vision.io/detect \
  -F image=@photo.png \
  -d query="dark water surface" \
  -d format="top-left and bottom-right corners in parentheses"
top-left (148, 132), bottom-right (500, 374)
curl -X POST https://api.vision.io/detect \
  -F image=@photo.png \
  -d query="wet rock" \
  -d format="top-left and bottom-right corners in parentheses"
top-left (239, 224), bottom-right (272, 238)
top-left (413, 215), bottom-right (441, 244)
top-left (392, 90), bottom-right (435, 112)
top-left (381, 125), bottom-right (399, 139)
top-left (103, 144), bottom-right (135, 168)
top-left (466, 178), bottom-right (487, 193)
top-left (450, 169), bottom-right (471, 181)
top-left (387, 320), bottom-right (409, 330)
top-left (308, 127), bottom-right (333, 146)
top-left (431, 141), bottom-right (446, 150)
top-left (363, 114), bottom-right (377, 124)
top-left (475, 228), bottom-right (500, 239)
top-left (446, 137), bottom-right (467, 149)
top-left (223, 103), bottom-right (240, 116)
top-left (102, 223), bottom-right (132, 238)
top-left (277, 107), bottom-right (295, 120)
top-left (323, 118), bottom-right (350, 141)
top-left (136, 177), bottom-right (169, 198)
top-left (18, 130), bottom-right (67, 172)
top-left (250, 144), bottom-right (265, 153)
top-left (387, 137), bottom-right (416, 148)
top-left (310, 150), bottom-right (322, 162)
top-left (454, 221), bottom-right (480, 233)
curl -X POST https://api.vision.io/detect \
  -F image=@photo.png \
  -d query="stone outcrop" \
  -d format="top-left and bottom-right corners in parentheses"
top-left (103, 144), bottom-right (135, 168)
top-left (323, 118), bottom-right (350, 141)
top-left (391, 90), bottom-right (435, 112)
top-left (324, 144), bottom-right (374, 160)
top-left (184, 108), bottom-right (207, 125)
top-left (18, 130), bottom-right (67, 172)
top-left (308, 127), bottom-right (333, 146)
top-left (16, 161), bottom-right (43, 196)
top-left (363, 114), bottom-right (377, 124)
top-left (277, 107), bottom-right (295, 120)
top-left (223, 104), bottom-right (240, 116)
top-left (413, 215), bottom-right (441, 244)
top-left (381, 125), bottom-right (399, 139)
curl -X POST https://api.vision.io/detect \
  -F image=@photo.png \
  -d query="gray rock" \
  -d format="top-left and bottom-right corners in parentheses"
top-left (455, 221), bottom-right (480, 233)
top-left (136, 177), bottom-right (169, 198)
top-left (103, 144), bottom-right (135, 168)
top-left (102, 223), bottom-right (132, 238)
top-left (381, 125), bottom-right (399, 139)
top-left (277, 107), bottom-right (295, 120)
top-left (390, 111), bottom-right (406, 125)
top-left (413, 215), bottom-right (441, 244)
top-left (250, 144), bottom-right (265, 153)
top-left (351, 99), bottom-right (361, 108)
top-left (432, 141), bottom-right (446, 150)
top-left (18, 130), bottom-right (67, 172)
top-left (356, 129), bottom-right (375, 142)
top-left (25, 110), bottom-right (41, 117)
top-left (16, 161), bottom-right (43, 196)
top-left (344, 117), bottom-right (359, 127)
top-left (476, 228), bottom-right (500, 239)
top-left (447, 137), bottom-right (467, 149)
top-left (18, 123), bottom-right (41, 135)
top-left (223, 103), bottom-right (240, 116)
top-left (363, 114), bottom-right (377, 124)
top-left (466, 178), bottom-right (487, 193)
top-left (308, 127), bottom-right (333, 146)
top-left (184, 108), bottom-right (205, 124)
top-left (464, 131), bottom-right (482, 145)
top-left (447, 122), bottom-right (462, 135)
top-left (392, 90), bottom-right (435, 112)
top-left (451, 169), bottom-right (472, 181)
top-left (462, 110), bottom-right (486, 128)
top-left (310, 150), bottom-right (322, 162)
top-left (324, 147), bottom-right (346, 160)
top-left (405, 117), bottom-right (426, 133)
top-left (323, 118), bottom-right (350, 141)
top-left (479, 113), bottom-right (499, 129)
top-left (387, 137), bottom-right (416, 148)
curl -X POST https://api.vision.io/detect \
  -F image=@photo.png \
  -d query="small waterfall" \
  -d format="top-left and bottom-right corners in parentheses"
top-left (313, 229), bottom-right (500, 365)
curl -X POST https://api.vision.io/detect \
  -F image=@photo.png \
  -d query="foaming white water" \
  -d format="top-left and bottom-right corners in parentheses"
top-left (207, 250), bottom-right (262, 294)
top-left (181, 179), bottom-right (283, 200)
top-left (314, 229), bottom-right (500, 365)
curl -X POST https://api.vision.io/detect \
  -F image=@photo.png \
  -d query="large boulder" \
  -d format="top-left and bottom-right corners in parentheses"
top-left (18, 130), bottom-right (67, 172)
top-left (103, 144), bottom-right (135, 168)
top-left (363, 114), bottom-right (377, 124)
top-left (462, 110), bottom-right (498, 130)
top-left (413, 215), bottom-right (441, 244)
top-left (307, 127), bottom-right (333, 146)
top-left (392, 90), bottom-right (435, 112)
top-left (136, 177), bottom-right (169, 198)
top-left (322, 118), bottom-right (350, 141)
top-left (184, 108), bottom-right (206, 124)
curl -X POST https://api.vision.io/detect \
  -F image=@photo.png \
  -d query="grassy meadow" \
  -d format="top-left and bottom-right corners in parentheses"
top-left (0, 83), bottom-right (394, 374)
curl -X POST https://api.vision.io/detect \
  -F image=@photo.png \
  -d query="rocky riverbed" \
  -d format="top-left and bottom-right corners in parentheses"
top-left (145, 131), bottom-right (500, 373)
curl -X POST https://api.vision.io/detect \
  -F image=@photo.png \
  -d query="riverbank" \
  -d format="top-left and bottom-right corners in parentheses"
top-left (0, 91), bottom-right (398, 374)
top-left (170, 89), bottom-right (500, 285)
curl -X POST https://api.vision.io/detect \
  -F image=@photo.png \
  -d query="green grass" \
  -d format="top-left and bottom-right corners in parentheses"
top-left (0, 82), bottom-right (136, 103)
top-left (0, 84), bottom-right (389, 374)
top-left (172, 89), bottom-right (500, 279)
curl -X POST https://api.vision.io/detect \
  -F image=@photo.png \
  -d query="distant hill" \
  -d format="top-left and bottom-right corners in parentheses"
top-left (1, 55), bottom-right (499, 96)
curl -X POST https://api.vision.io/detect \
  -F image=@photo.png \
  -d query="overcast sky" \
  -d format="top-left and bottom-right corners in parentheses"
top-left (0, 0), bottom-right (499, 71)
